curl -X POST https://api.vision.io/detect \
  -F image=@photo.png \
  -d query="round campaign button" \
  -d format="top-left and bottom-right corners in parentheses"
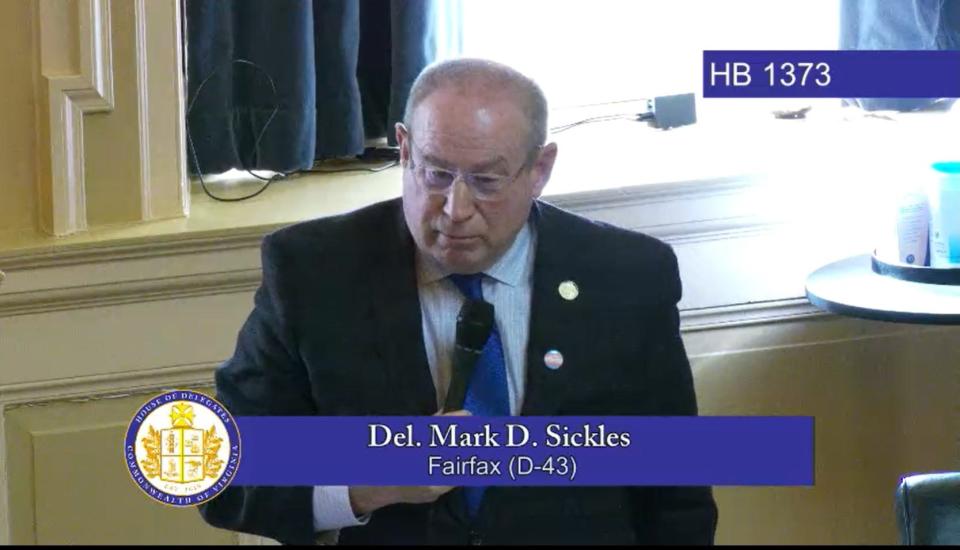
top-left (544, 350), bottom-right (564, 370)
top-left (558, 281), bottom-right (579, 301)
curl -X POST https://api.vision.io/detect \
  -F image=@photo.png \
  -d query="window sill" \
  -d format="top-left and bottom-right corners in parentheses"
top-left (0, 167), bottom-right (401, 260)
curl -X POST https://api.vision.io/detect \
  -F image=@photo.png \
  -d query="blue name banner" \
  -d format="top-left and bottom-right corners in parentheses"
top-left (230, 416), bottom-right (813, 486)
top-left (703, 50), bottom-right (960, 98)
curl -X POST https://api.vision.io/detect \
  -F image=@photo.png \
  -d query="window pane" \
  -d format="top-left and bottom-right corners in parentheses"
top-left (459, 0), bottom-right (839, 111)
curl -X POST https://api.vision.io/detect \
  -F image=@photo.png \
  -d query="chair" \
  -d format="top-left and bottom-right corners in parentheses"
top-left (896, 473), bottom-right (960, 545)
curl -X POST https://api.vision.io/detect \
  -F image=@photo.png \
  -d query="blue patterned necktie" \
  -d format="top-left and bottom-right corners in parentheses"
top-left (447, 273), bottom-right (510, 518)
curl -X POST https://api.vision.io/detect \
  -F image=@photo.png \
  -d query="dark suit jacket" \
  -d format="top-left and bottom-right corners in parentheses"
top-left (199, 198), bottom-right (718, 545)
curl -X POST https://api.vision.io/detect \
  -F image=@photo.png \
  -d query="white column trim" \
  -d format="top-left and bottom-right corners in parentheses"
top-left (39, 0), bottom-right (115, 236)
top-left (134, 0), bottom-right (152, 220)
top-left (135, 0), bottom-right (189, 221)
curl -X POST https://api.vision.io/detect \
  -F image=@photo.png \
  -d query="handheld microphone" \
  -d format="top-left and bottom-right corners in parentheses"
top-left (444, 299), bottom-right (494, 412)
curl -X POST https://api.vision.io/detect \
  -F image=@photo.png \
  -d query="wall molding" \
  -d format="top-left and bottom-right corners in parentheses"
top-left (0, 361), bottom-right (218, 409)
top-left (38, 0), bottom-right (115, 236)
top-left (0, 229), bottom-right (265, 271)
top-left (0, 268), bottom-right (259, 318)
top-left (680, 298), bottom-right (827, 332)
top-left (547, 174), bottom-right (786, 244)
top-left (548, 175), bottom-right (758, 210)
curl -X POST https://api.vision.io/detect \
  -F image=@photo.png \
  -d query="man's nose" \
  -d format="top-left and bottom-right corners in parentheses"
top-left (442, 177), bottom-right (476, 222)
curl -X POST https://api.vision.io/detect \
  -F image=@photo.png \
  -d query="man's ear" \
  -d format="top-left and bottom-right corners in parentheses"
top-left (395, 122), bottom-right (410, 164)
top-left (530, 142), bottom-right (558, 198)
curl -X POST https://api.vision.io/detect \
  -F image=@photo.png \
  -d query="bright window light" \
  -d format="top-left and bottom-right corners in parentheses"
top-left (458, 0), bottom-right (839, 115)
top-left (451, 0), bottom-right (958, 189)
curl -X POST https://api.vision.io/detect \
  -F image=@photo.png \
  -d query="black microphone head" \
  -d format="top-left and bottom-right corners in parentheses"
top-left (456, 300), bottom-right (494, 352)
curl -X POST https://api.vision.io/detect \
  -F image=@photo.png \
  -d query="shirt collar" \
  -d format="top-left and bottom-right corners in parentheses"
top-left (416, 220), bottom-right (535, 288)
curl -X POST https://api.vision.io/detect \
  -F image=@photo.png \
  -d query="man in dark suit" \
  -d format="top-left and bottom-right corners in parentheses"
top-left (199, 58), bottom-right (718, 545)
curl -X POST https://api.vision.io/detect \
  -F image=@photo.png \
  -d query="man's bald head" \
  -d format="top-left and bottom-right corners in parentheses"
top-left (403, 58), bottom-right (548, 161)
top-left (396, 58), bottom-right (558, 275)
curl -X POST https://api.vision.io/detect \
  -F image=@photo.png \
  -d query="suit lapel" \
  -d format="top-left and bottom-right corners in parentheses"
top-left (520, 201), bottom-right (582, 416)
top-left (366, 200), bottom-right (438, 415)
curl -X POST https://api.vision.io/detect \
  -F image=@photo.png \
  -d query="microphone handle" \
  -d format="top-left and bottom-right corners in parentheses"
top-left (444, 346), bottom-right (483, 412)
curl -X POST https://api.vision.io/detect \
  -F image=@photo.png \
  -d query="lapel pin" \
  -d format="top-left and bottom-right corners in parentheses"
top-left (558, 280), bottom-right (579, 301)
top-left (544, 349), bottom-right (564, 370)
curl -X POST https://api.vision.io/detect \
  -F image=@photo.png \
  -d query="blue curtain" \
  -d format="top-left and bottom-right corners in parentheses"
top-left (840, 0), bottom-right (960, 111)
top-left (186, 0), bottom-right (447, 174)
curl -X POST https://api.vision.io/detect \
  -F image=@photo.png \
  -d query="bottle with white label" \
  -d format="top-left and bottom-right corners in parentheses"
top-left (928, 162), bottom-right (960, 268)
top-left (876, 164), bottom-right (930, 266)
top-left (894, 191), bottom-right (930, 266)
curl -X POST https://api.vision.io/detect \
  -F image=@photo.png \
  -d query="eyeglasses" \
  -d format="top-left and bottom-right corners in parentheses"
top-left (402, 130), bottom-right (536, 202)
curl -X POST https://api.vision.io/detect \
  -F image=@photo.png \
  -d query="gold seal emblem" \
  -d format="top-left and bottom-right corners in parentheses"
top-left (126, 390), bottom-right (240, 507)
top-left (140, 402), bottom-right (224, 484)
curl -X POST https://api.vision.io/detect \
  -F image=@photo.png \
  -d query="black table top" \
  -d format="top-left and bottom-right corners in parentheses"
top-left (805, 254), bottom-right (960, 325)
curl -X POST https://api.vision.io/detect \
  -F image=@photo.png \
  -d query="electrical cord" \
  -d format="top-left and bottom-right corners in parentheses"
top-left (186, 59), bottom-right (403, 200)
top-left (306, 160), bottom-right (399, 174)
top-left (186, 58), bottom-right (291, 202)
top-left (549, 112), bottom-right (653, 134)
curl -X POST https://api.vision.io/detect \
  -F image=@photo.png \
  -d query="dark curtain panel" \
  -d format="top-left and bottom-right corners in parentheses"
top-left (840, 0), bottom-right (960, 111)
top-left (186, 0), bottom-right (442, 175)
top-left (356, 1), bottom-right (436, 145)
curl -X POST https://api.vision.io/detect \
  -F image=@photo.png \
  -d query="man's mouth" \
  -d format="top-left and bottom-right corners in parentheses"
top-left (437, 232), bottom-right (480, 244)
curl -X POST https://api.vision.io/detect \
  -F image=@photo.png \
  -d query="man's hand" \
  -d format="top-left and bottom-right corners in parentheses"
top-left (347, 409), bottom-right (470, 517)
